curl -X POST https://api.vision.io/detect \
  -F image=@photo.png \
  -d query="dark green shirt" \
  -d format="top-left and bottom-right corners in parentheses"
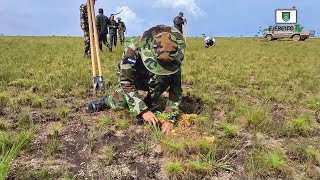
top-left (96, 14), bottom-right (110, 34)
top-left (173, 16), bottom-right (184, 33)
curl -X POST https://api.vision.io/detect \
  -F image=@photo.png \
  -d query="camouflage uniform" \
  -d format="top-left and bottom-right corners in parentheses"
top-left (80, 3), bottom-right (90, 57)
top-left (87, 25), bottom-right (186, 120)
top-left (117, 18), bottom-right (126, 45)
top-left (108, 16), bottom-right (118, 50)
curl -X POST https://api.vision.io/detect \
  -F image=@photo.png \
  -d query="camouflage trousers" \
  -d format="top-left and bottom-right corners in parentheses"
top-left (118, 30), bottom-right (125, 45)
top-left (83, 31), bottom-right (90, 56)
top-left (105, 70), bottom-right (182, 116)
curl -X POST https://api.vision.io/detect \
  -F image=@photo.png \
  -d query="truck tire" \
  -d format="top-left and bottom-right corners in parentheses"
top-left (293, 34), bottom-right (301, 41)
top-left (266, 34), bottom-right (273, 41)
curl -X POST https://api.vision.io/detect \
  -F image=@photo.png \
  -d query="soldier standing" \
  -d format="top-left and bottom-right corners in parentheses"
top-left (173, 12), bottom-right (186, 34)
top-left (117, 17), bottom-right (126, 45)
top-left (96, 8), bottom-right (110, 51)
top-left (108, 14), bottom-right (118, 52)
top-left (86, 25), bottom-right (186, 133)
top-left (80, 0), bottom-right (96, 58)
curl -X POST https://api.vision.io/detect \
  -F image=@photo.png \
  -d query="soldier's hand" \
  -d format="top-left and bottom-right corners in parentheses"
top-left (161, 121), bottom-right (174, 134)
top-left (142, 110), bottom-right (159, 126)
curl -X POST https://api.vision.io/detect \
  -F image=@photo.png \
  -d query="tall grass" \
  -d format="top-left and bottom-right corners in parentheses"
top-left (0, 131), bottom-right (32, 179)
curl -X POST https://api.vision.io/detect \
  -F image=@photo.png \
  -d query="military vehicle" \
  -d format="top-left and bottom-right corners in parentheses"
top-left (263, 24), bottom-right (315, 41)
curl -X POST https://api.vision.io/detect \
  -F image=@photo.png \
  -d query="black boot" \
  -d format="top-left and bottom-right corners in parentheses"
top-left (86, 97), bottom-right (109, 113)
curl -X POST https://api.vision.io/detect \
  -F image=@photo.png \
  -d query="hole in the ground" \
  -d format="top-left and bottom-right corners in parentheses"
top-left (179, 95), bottom-right (204, 114)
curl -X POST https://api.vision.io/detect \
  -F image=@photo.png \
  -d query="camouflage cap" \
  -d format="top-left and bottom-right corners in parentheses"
top-left (179, 12), bottom-right (184, 16)
top-left (140, 25), bottom-right (186, 75)
top-left (98, 8), bottom-right (103, 13)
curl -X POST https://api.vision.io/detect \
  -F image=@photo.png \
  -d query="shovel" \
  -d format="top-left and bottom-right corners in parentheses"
top-left (87, 0), bottom-right (105, 92)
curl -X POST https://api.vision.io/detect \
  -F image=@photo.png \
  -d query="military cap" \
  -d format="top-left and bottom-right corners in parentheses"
top-left (98, 8), bottom-right (103, 13)
top-left (139, 25), bottom-right (186, 75)
top-left (179, 12), bottom-right (184, 16)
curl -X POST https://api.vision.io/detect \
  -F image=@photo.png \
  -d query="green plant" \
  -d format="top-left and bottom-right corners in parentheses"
top-left (57, 106), bottom-right (70, 119)
top-left (264, 152), bottom-right (286, 170)
top-left (219, 123), bottom-right (239, 137)
top-left (148, 125), bottom-right (162, 142)
top-left (31, 96), bottom-right (44, 108)
top-left (161, 140), bottom-right (185, 155)
top-left (98, 116), bottom-right (110, 130)
top-left (137, 141), bottom-right (149, 155)
top-left (287, 117), bottom-right (312, 135)
top-left (0, 130), bottom-right (32, 179)
top-left (51, 123), bottom-right (62, 139)
top-left (155, 111), bottom-right (178, 121)
top-left (195, 139), bottom-right (212, 153)
top-left (190, 160), bottom-right (210, 172)
top-left (165, 161), bottom-right (184, 178)
top-left (246, 107), bottom-right (267, 128)
top-left (115, 119), bottom-right (129, 129)
top-left (97, 146), bottom-right (114, 166)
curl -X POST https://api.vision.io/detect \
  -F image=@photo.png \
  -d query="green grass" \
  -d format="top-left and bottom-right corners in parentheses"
top-left (18, 113), bottom-right (33, 130)
top-left (287, 117), bottom-right (312, 135)
top-left (98, 116), bottom-right (111, 130)
top-left (219, 123), bottom-right (239, 137)
top-left (115, 119), bottom-right (129, 129)
top-left (97, 145), bottom-right (115, 166)
top-left (161, 140), bottom-right (185, 155)
top-left (0, 131), bottom-right (32, 179)
top-left (137, 141), bottom-right (149, 155)
top-left (164, 161), bottom-right (184, 178)
top-left (0, 37), bottom-right (320, 179)
top-left (189, 160), bottom-right (210, 172)
top-left (0, 93), bottom-right (9, 113)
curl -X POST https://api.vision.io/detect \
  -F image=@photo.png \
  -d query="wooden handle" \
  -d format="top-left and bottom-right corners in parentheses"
top-left (183, 22), bottom-right (187, 43)
top-left (87, 0), bottom-right (96, 77)
top-left (89, 0), bottom-right (103, 76)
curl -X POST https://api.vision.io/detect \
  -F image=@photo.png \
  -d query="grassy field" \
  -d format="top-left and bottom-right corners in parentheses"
top-left (0, 36), bottom-right (320, 179)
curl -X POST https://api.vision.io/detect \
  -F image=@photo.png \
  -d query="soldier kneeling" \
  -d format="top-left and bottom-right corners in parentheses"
top-left (86, 25), bottom-right (186, 133)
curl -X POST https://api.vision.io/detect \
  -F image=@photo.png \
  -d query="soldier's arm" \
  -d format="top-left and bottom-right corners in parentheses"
top-left (80, 4), bottom-right (86, 31)
top-left (166, 70), bottom-right (182, 115)
top-left (96, 16), bottom-right (100, 33)
top-left (119, 47), bottom-right (148, 116)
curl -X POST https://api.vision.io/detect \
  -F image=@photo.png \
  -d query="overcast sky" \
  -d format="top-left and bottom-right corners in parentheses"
top-left (0, 0), bottom-right (319, 37)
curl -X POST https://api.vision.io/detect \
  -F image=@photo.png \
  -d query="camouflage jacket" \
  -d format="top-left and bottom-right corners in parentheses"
top-left (118, 21), bottom-right (126, 32)
top-left (173, 16), bottom-right (184, 33)
top-left (108, 19), bottom-right (118, 34)
top-left (118, 38), bottom-right (182, 116)
top-left (96, 14), bottom-right (110, 34)
top-left (80, 3), bottom-right (89, 32)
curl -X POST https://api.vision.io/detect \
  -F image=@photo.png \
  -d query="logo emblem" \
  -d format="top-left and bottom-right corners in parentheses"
top-left (282, 12), bottom-right (291, 22)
